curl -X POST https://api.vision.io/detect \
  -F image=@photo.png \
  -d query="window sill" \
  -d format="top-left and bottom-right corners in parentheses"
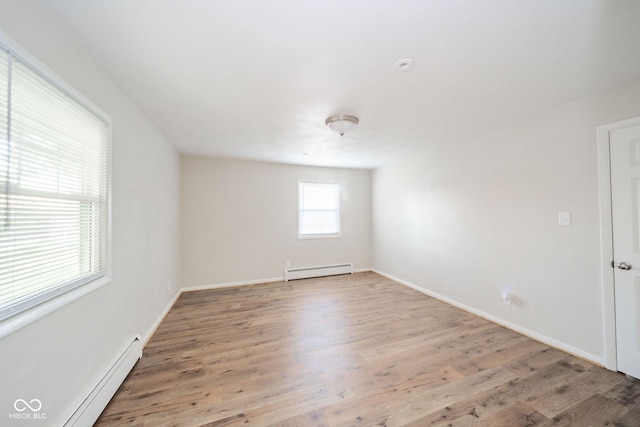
top-left (0, 275), bottom-right (111, 340)
top-left (298, 233), bottom-right (342, 240)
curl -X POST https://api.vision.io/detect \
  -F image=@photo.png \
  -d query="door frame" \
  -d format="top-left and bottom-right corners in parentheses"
top-left (597, 115), bottom-right (640, 371)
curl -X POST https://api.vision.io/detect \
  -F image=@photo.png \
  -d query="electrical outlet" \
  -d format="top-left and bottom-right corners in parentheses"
top-left (168, 280), bottom-right (172, 290)
top-left (501, 290), bottom-right (512, 306)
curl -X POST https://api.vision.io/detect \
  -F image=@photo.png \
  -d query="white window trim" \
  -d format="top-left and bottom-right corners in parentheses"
top-left (0, 30), bottom-right (112, 339)
top-left (297, 179), bottom-right (342, 240)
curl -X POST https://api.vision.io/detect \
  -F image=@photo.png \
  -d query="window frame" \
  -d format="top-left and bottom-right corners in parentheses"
top-left (0, 33), bottom-right (112, 339)
top-left (297, 179), bottom-right (341, 239)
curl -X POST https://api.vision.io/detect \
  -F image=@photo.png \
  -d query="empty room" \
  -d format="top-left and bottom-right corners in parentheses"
top-left (2, 1), bottom-right (640, 426)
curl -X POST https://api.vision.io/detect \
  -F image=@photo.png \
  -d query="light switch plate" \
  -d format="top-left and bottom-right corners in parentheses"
top-left (558, 212), bottom-right (571, 226)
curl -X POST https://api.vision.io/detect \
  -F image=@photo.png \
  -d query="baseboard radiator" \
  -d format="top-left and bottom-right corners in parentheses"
top-left (284, 263), bottom-right (353, 281)
top-left (64, 335), bottom-right (142, 427)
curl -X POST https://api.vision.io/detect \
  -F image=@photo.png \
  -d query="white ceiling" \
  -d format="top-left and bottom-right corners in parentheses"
top-left (40, 0), bottom-right (640, 169)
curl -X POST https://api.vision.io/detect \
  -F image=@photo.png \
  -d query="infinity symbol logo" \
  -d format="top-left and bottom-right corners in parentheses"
top-left (14, 399), bottom-right (42, 412)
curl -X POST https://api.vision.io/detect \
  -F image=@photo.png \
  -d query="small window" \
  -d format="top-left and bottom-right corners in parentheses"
top-left (0, 46), bottom-right (109, 322)
top-left (298, 181), bottom-right (340, 238)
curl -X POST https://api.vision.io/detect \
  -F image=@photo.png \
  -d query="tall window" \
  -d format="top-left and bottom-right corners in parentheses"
top-left (298, 181), bottom-right (340, 238)
top-left (0, 47), bottom-right (109, 321)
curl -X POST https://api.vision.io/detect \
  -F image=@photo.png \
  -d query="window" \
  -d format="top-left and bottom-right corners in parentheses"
top-left (298, 181), bottom-right (340, 238)
top-left (0, 46), bottom-right (109, 322)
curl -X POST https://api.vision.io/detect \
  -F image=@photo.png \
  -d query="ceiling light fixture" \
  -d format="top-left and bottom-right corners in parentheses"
top-left (325, 114), bottom-right (359, 136)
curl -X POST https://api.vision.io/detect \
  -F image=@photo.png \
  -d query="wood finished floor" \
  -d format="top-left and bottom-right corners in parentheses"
top-left (96, 272), bottom-right (640, 426)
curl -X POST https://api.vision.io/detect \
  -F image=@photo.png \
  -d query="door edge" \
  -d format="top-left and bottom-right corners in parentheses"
top-left (597, 115), bottom-right (640, 371)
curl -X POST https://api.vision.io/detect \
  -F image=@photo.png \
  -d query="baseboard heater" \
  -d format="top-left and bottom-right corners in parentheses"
top-left (284, 263), bottom-right (353, 281)
top-left (64, 335), bottom-right (142, 427)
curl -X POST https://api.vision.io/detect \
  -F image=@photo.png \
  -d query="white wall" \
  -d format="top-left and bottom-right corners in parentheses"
top-left (0, 2), bottom-right (180, 426)
top-left (181, 157), bottom-right (371, 286)
top-left (372, 78), bottom-right (640, 362)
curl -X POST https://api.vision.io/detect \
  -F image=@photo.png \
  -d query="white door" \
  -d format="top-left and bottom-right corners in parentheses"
top-left (611, 123), bottom-right (640, 379)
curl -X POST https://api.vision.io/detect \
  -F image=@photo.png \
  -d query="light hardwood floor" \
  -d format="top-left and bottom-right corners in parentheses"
top-left (96, 272), bottom-right (640, 426)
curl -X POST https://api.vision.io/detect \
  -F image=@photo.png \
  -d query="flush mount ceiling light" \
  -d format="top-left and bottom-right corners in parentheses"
top-left (325, 114), bottom-right (359, 136)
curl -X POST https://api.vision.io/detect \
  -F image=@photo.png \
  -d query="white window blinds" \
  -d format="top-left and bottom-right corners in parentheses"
top-left (0, 50), bottom-right (109, 321)
top-left (298, 181), bottom-right (340, 237)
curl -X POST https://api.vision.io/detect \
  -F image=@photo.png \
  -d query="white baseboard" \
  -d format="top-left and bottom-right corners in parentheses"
top-left (373, 269), bottom-right (604, 367)
top-left (181, 270), bottom-right (373, 292)
top-left (181, 276), bottom-right (285, 293)
top-left (143, 291), bottom-right (182, 345)
top-left (64, 335), bottom-right (142, 427)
